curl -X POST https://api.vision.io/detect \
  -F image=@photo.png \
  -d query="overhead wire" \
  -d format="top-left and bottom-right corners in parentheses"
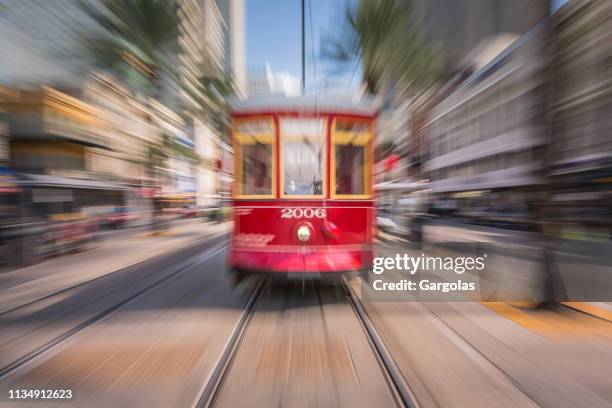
top-left (307, 0), bottom-right (330, 222)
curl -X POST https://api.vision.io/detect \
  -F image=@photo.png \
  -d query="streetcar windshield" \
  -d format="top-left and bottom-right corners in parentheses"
top-left (333, 119), bottom-right (372, 197)
top-left (233, 118), bottom-right (275, 197)
top-left (281, 118), bottom-right (325, 197)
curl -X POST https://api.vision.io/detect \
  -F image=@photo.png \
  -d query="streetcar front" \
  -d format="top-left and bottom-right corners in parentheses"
top-left (229, 97), bottom-right (376, 280)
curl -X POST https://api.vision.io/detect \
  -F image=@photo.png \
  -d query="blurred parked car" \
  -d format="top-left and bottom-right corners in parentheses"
top-left (106, 206), bottom-right (137, 228)
top-left (47, 213), bottom-right (97, 254)
top-left (181, 205), bottom-right (199, 218)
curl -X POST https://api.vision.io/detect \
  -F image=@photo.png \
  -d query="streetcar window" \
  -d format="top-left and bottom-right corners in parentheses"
top-left (333, 119), bottom-right (372, 197)
top-left (233, 118), bottom-right (275, 197)
top-left (280, 118), bottom-right (325, 197)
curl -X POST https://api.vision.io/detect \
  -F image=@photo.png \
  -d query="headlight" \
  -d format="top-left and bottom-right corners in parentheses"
top-left (297, 225), bottom-right (311, 242)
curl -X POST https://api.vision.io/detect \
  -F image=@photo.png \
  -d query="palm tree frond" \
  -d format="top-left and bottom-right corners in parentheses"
top-left (322, 0), bottom-right (438, 94)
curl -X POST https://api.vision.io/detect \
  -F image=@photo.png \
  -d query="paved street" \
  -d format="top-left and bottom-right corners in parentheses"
top-left (0, 221), bottom-right (611, 407)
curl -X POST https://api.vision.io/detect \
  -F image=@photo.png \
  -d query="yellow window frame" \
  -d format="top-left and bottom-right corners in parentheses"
top-left (232, 116), bottom-right (277, 199)
top-left (331, 117), bottom-right (373, 199)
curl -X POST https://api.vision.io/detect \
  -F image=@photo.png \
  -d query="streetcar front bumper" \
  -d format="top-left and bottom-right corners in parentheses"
top-left (229, 246), bottom-right (372, 275)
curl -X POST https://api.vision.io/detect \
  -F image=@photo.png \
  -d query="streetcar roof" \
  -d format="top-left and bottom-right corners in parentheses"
top-left (230, 94), bottom-right (379, 116)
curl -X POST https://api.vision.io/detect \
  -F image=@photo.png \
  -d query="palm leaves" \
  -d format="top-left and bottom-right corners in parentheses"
top-left (79, 0), bottom-right (180, 95)
top-left (197, 74), bottom-right (235, 136)
top-left (79, 0), bottom-right (237, 173)
top-left (322, 0), bottom-right (439, 95)
top-left (81, 0), bottom-right (234, 116)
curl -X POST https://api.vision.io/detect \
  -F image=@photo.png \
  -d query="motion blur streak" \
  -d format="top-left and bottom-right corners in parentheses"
top-left (0, 0), bottom-right (610, 407)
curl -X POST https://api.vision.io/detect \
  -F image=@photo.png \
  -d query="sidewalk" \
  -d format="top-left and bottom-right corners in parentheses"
top-left (0, 220), bottom-right (230, 313)
top-left (377, 221), bottom-right (612, 321)
top-left (361, 237), bottom-right (612, 406)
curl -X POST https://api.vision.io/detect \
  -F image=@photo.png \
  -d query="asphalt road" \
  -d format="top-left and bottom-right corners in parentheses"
top-left (0, 231), bottom-right (611, 408)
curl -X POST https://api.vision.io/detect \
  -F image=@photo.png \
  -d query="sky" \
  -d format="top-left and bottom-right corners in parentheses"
top-left (551, 0), bottom-right (569, 13)
top-left (245, 0), bottom-right (358, 94)
top-left (245, 0), bottom-right (567, 95)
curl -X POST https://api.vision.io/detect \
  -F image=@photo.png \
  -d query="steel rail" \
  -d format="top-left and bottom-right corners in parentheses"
top-left (0, 232), bottom-right (229, 316)
top-left (0, 243), bottom-right (228, 380)
top-left (194, 278), bottom-right (266, 408)
top-left (342, 276), bottom-right (420, 408)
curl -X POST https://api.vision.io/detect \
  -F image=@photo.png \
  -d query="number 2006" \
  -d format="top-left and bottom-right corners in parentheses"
top-left (280, 208), bottom-right (326, 219)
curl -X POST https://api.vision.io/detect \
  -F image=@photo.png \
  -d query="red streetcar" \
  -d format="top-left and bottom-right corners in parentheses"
top-left (228, 95), bottom-right (378, 280)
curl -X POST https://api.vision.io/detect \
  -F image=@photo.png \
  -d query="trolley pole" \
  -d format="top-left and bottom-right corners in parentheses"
top-left (301, 0), bottom-right (305, 95)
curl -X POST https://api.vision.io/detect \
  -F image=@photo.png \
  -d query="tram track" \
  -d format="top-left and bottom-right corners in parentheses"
top-left (0, 231), bottom-right (229, 317)
top-left (194, 277), bottom-right (419, 408)
top-left (369, 243), bottom-right (546, 407)
top-left (0, 241), bottom-right (228, 380)
top-left (194, 278), bottom-right (266, 408)
top-left (342, 277), bottom-right (420, 408)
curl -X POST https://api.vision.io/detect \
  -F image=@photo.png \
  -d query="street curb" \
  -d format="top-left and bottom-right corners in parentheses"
top-left (560, 302), bottom-right (612, 323)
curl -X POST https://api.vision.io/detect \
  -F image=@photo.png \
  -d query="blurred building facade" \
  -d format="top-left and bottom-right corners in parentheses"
top-left (179, 0), bottom-right (247, 206)
top-left (191, 116), bottom-right (222, 206)
top-left (0, 0), bottom-right (127, 220)
top-left (0, 92), bottom-right (8, 165)
top-left (549, 0), bottom-right (612, 178)
top-left (547, 0), bottom-right (612, 236)
top-left (376, 0), bottom-right (550, 185)
top-left (0, 0), bottom-right (99, 89)
top-left (217, 0), bottom-right (247, 97)
top-left (247, 63), bottom-right (301, 97)
top-left (413, 0), bottom-right (547, 72)
top-left (0, 0), bottom-right (242, 225)
top-left (217, 139), bottom-right (233, 198)
top-left (422, 25), bottom-right (549, 217)
top-left (179, 0), bottom-right (224, 207)
top-left (378, 0), bottom-right (611, 237)
top-left (1, 86), bottom-right (130, 218)
top-left (83, 74), bottom-right (159, 185)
